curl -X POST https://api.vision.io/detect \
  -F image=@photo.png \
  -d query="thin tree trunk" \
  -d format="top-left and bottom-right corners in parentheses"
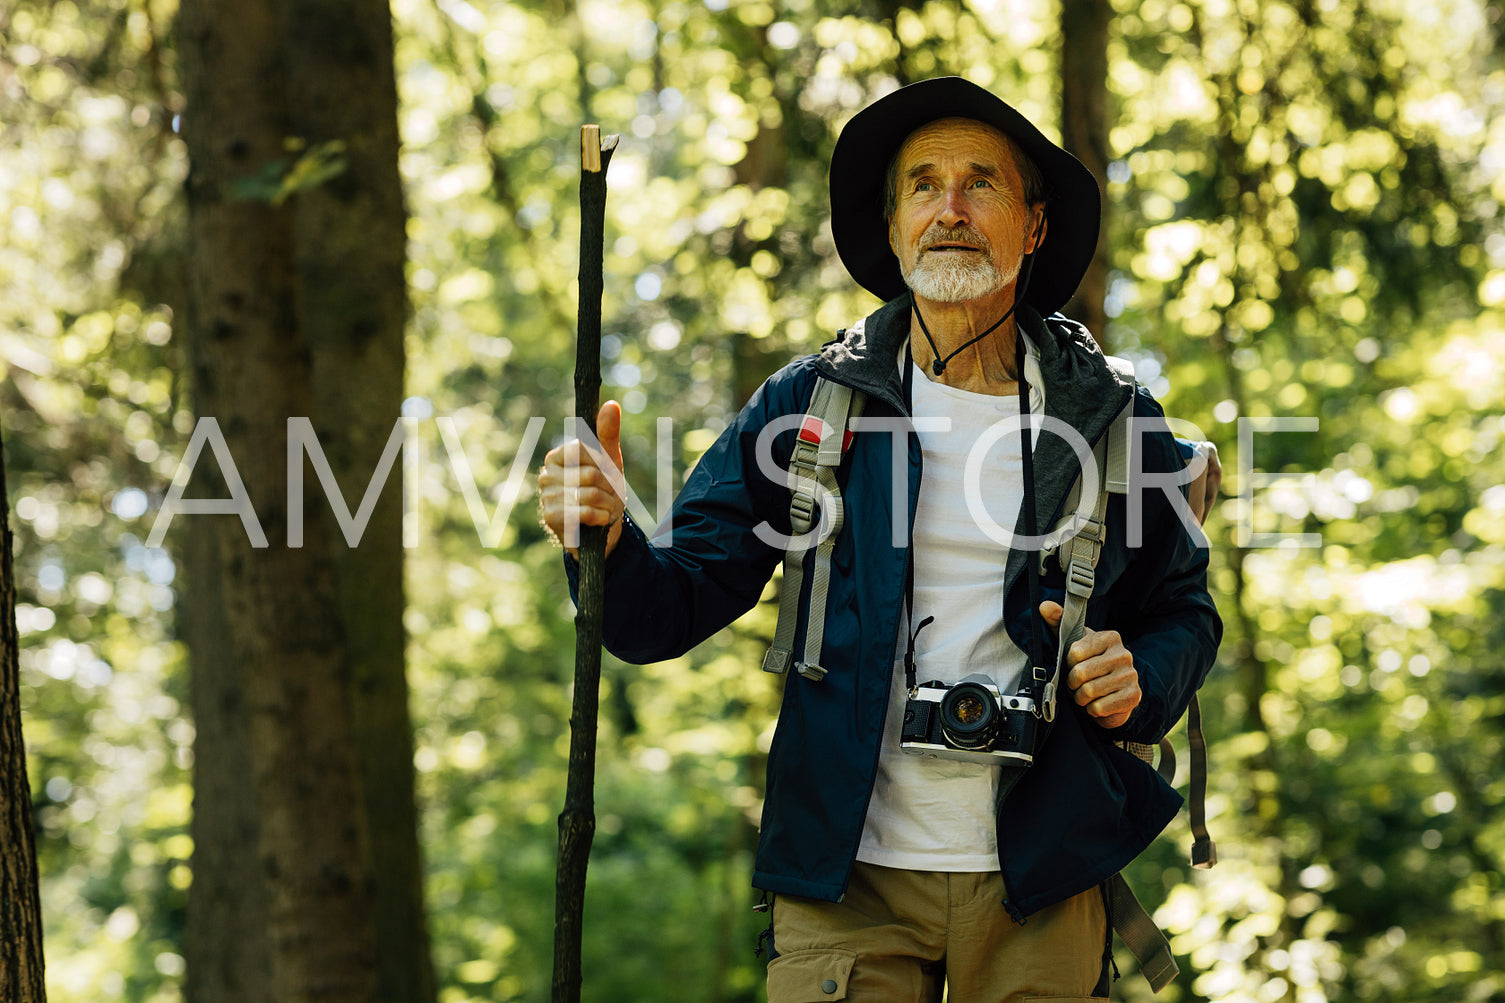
top-left (176, 0), bottom-right (432, 999)
top-left (1060, 0), bottom-right (1111, 345)
top-left (0, 432), bottom-right (47, 1002)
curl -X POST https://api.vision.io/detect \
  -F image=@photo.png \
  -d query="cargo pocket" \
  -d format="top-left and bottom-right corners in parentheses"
top-left (766, 948), bottom-right (856, 1002)
top-left (1021, 996), bottom-right (1108, 1001)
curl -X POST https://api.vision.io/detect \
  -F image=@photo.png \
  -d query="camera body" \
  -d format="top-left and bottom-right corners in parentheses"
top-left (900, 673), bottom-right (1039, 767)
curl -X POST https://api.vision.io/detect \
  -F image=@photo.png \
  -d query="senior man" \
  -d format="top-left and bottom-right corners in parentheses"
top-left (540, 76), bottom-right (1221, 1002)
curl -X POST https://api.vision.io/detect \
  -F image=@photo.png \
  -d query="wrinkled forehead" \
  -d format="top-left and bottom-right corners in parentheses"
top-left (896, 116), bottom-right (1020, 174)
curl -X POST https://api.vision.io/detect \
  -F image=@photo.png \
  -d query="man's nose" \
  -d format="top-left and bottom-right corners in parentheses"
top-left (937, 184), bottom-right (970, 227)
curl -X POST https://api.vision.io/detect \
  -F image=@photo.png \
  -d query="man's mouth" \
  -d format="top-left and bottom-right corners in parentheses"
top-left (925, 243), bottom-right (981, 253)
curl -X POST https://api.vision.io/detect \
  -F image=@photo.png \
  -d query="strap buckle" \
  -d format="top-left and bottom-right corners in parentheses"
top-left (1029, 666), bottom-right (1054, 720)
top-left (796, 662), bottom-right (827, 682)
top-left (1075, 512), bottom-right (1105, 544)
top-left (762, 649), bottom-right (791, 675)
top-left (1066, 560), bottom-right (1095, 599)
top-left (788, 490), bottom-right (816, 534)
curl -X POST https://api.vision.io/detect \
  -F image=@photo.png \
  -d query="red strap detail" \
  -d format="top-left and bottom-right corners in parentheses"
top-left (797, 419), bottom-right (856, 452)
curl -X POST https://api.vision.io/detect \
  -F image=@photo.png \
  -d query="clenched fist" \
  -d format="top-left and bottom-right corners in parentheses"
top-left (1038, 600), bottom-right (1140, 730)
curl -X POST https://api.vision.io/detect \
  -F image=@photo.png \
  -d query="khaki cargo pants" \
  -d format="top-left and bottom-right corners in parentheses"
top-left (766, 862), bottom-right (1108, 1003)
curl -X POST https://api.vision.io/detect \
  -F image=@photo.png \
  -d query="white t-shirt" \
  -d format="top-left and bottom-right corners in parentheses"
top-left (855, 359), bottom-right (1033, 872)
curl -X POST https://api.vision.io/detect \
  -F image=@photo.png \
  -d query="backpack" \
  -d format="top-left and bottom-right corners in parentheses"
top-left (761, 367), bottom-right (1215, 994)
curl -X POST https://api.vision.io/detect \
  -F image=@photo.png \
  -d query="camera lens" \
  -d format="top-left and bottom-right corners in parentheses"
top-left (939, 682), bottom-right (999, 751)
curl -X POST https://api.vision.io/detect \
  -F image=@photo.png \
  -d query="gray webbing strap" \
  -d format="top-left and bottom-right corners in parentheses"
top-left (1041, 435), bottom-right (1110, 722)
top-left (762, 378), bottom-right (863, 682)
top-left (762, 439), bottom-right (815, 677)
top-left (1107, 872), bottom-right (1179, 993)
top-left (1188, 693), bottom-right (1216, 868)
top-left (1120, 738), bottom-right (1176, 783)
top-left (798, 508), bottom-right (839, 680)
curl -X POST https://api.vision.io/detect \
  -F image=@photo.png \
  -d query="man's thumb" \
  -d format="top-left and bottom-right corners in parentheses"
top-left (1038, 600), bottom-right (1063, 626)
top-left (597, 400), bottom-right (624, 465)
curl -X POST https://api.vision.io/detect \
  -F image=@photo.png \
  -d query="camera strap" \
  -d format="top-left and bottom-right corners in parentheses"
top-left (900, 353), bottom-right (934, 694)
top-left (1015, 334), bottom-right (1048, 699)
top-left (902, 559), bottom-right (934, 695)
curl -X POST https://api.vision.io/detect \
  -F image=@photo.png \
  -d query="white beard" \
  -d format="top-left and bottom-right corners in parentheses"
top-left (902, 247), bottom-right (1020, 303)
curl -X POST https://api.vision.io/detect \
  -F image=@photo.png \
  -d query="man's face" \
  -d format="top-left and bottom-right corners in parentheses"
top-left (887, 117), bottom-right (1045, 304)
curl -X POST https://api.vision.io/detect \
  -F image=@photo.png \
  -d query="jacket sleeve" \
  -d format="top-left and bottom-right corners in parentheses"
top-left (564, 361), bottom-right (813, 664)
top-left (1103, 392), bottom-right (1223, 744)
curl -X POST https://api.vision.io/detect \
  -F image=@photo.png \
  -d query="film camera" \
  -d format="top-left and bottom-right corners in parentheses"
top-left (899, 673), bottom-right (1040, 766)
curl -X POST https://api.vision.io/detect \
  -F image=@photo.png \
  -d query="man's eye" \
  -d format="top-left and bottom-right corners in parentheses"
top-left (971, 178), bottom-right (992, 188)
top-left (915, 181), bottom-right (934, 192)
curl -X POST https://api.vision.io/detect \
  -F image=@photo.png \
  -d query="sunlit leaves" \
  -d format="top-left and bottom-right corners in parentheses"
top-left (1097, 0), bottom-right (1505, 996)
top-left (3, 0), bottom-right (193, 997)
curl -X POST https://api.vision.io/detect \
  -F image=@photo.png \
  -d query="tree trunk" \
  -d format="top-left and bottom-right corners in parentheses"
top-left (1060, 0), bottom-right (1111, 345)
top-left (0, 432), bottom-right (46, 1002)
top-left (175, 0), bottom-right (433, 1000)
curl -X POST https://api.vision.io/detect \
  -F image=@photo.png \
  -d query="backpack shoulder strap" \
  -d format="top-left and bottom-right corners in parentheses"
top-left (761, 375), bottom-right (865, 682)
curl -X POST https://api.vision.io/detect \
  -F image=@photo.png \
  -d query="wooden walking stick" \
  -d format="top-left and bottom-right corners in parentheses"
top-left (553, 123), bottom-right (618, 1003)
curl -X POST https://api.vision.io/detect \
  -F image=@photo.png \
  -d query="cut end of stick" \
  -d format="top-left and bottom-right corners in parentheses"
top-left (581, 126), bottom-right (621, 173)
top-left (581, 125), bottom-right (601, 172)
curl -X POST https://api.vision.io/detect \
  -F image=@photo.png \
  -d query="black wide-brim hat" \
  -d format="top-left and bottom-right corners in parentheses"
top-left (830, 76), bottom-right (1101, 316)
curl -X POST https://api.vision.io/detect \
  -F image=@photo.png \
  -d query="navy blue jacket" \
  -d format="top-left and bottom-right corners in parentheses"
top-left (571, 296), bottom-right (1221, 917)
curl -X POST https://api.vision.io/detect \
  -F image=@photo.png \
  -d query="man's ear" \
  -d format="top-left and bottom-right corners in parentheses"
top-left (1026, 209), bottom-right (1048, 254)
top-left (888, 216), bottom-right (898, 256)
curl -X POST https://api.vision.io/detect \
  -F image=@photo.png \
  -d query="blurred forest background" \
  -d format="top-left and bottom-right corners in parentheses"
top-left (3, 0), bottom-right (1505, 999)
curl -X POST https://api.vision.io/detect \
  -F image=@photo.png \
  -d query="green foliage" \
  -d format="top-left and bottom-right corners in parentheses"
top-left (3, 0), bottom-right (1504, 1000)
top-left (1102, 0), bottom-right (1505, 999)
top-left (228, 138), bottom-right (350, 206)
top-left (2, 0), bottom-right (192, 997)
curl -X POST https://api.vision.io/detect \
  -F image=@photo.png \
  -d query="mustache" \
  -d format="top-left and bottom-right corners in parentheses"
top-left (919, 225), bottom-right (991, 252)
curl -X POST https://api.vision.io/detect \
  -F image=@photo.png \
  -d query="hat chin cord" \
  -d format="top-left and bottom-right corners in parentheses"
top-left (912, 243), bottom-right (1038, 378)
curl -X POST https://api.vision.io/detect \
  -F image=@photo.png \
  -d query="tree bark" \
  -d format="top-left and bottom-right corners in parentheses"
top-left (1060, 0), bottom-right (1112, 345)
top-left (176, 0), bottom-right (433, 1000)
top-left (0, 432), bottom-right (47, 1002)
